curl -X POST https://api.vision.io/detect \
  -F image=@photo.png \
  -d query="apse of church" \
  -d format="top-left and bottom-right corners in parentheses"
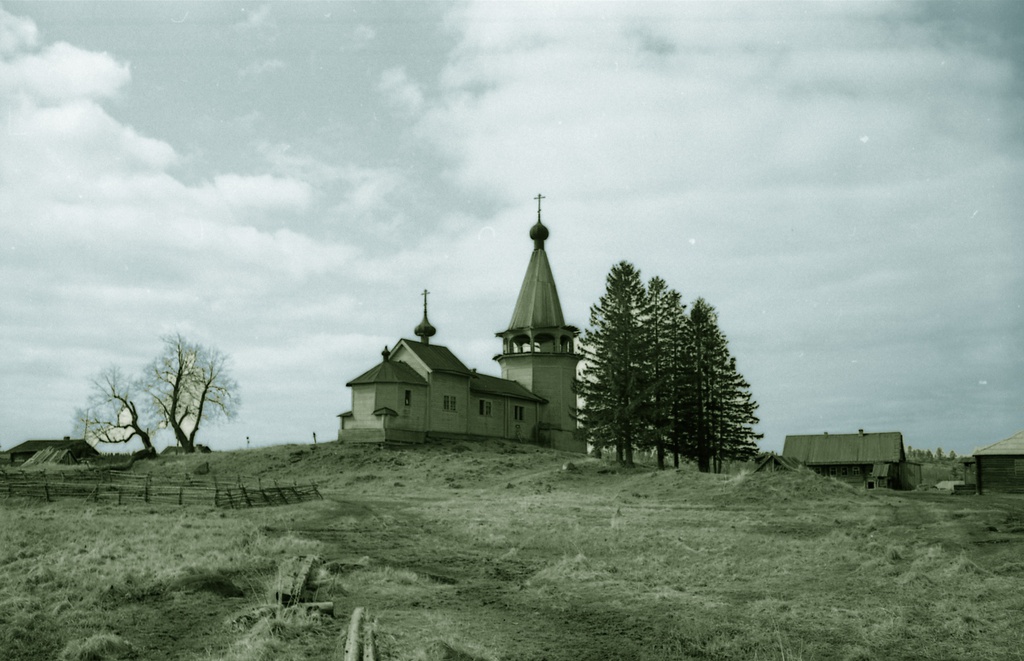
top-left (338, 198), bottom-right (583, 453)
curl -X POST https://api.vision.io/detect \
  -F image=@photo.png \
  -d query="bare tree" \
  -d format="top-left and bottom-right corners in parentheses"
top-left (76, 366), bottom-right (156, 454)
top-left (145, 334), bottom-right (239, 453)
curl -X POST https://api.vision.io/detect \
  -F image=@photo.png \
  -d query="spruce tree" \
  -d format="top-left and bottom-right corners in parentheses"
top-left (577, 261), bottom-right (650, 466)
top-left (681, 298), bottom-right (761, 472)
top-left (644, 277), bottom-right (687, 469)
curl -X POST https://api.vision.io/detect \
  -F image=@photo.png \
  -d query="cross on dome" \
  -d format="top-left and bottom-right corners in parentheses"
top-left (415, 288), bottom-right (437, 344)
top-left (530, 193), bottom-right (549, 250)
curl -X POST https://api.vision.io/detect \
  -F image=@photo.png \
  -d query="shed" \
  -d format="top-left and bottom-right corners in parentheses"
top-left (972, 430), bottom-right (1024, 495)
top-left (6, 437), bottom-right (98, 465)
top-left (751, 453), bottom-right (804, 473)
top-left (782, 430), bottom-right (921, 490)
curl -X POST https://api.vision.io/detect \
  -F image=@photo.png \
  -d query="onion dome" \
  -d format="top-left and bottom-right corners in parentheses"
top-left (415, 289), bottom-right (436, 344)
top-left (415, 314), bottom-right (436, 343)
top-left (530, 219), bottom-right (549, 250)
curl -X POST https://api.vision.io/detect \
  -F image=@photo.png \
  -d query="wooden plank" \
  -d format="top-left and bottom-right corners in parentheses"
top-left (274, 555), bottom-right (320, 606)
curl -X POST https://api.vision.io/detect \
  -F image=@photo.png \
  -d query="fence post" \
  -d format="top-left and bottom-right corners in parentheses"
top-left (144, 475), bottom-right (150, 503)
top-left (178, 486), bottom-right (183, 506)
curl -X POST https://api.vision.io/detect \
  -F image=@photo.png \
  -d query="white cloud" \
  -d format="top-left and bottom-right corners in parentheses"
top-left (211, 173), bottom-right (312, 213)
top-left (352, 24), bottom-right (376, 49)
top-left (378, 66), bottom-right (424, 114)
top-left (0, 41), bottom-right (130, 102)
top-left (236, 4), bottom-right (273, 33)
top-left (0, 7), bottom-right (38, 54)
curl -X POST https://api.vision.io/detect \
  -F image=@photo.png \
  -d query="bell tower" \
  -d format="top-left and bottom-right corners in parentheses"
top-left (496, 195), bottom-right (582, 452)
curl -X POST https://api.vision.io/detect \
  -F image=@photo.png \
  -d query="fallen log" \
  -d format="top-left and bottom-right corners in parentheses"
top-left (342, 607), bottom-right (364, 661)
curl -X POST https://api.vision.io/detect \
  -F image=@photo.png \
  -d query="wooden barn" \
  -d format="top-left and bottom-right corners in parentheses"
top-left (751, 453), bottom-right (804, 473)
top-left (971, 430), bottom-right (1024, 495)
top-left (6, 437), bottom-right (98, 465)
top-left (782, 430), bottom-right (921, 490)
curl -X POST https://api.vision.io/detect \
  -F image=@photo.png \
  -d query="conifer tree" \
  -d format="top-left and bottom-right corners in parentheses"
top-left (644, 277), bottom-right (688, 469)
top-left (681, 298), bottom-right (762, 472)
top-left (577, 261), bottom-right (650, 466)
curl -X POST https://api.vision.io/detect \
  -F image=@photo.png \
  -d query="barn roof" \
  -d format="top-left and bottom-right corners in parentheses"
top-left (7, 438), bottom-right (96, 455)
top-left (470, 372), bottom-right (545, 403)
top-left (973, 430), bottom-right (1024, 456)
top-left (782, 432), bottom-right (905, 465)
top-left (346, 358), bottom-right (427, 387)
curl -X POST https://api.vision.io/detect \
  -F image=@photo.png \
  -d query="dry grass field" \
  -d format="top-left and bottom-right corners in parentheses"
top-left (2, 440), bottom-right (1023, 660)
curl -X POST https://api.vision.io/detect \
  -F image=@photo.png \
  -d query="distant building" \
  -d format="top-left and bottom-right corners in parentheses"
top-left (338, 204), bottom-right (583, 452)
top-left (6, 437), bottom-right (99, 465)
top-left (750, 453), bottom-right (804, 474)
top-left (782, 430), bottom-right (921, 490)
top-left (971, 430), bottom-right (1024, 495)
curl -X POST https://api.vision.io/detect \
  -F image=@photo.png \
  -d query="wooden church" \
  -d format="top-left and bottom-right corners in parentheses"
top-left (337, 203), bottom-right (583, 453)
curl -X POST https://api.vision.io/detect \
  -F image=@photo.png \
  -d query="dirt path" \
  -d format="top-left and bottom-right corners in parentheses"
top-left (265, 494), bottom-right (674, 661)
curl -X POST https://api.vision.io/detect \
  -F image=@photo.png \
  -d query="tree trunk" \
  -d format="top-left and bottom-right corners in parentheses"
top-left (656, 441), bottom-right (665, 470)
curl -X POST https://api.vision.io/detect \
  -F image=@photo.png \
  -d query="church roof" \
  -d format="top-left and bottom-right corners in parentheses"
top-left (974, 430), bottom-right (1024, 456)
top-left (470, 372), bottom-right (546, 403)
top-left (346, 359), bottom-right (426, 387)
top-left (395, 339), bottom-right (474, 375)
top-left (506, 246), bottom-right (566, 331)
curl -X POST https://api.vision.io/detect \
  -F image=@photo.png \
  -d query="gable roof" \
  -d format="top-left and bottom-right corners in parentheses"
top-left (974, 430), bottom-right (1024, 456)
top-left (470, 372), bottom-right (546, 403)
top-left (506, 247), bottom-right (566, 331)
top-left (346, 358), bottom-right (427, 387)
top-left (7, 438), bottom-right (96, 455)
top-left (393, 339), bottom-right (473, 376)
top-left (783, 432), bottom-right (904, 465)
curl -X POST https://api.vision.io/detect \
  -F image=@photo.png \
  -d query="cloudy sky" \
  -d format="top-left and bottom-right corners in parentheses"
top-left (1, 2), bottom-right (1021, 456)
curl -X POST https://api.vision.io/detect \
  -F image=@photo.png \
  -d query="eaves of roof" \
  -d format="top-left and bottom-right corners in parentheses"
top-left (974, 430), bottom-right (1024, 456)
top-left (470, 373), bottom-right (545, 403)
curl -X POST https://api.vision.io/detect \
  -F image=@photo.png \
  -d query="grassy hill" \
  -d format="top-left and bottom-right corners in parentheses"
top-left (3, 439), bottom-right (1023, 660)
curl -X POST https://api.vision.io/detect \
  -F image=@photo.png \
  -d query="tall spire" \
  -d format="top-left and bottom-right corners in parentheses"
top-left (507, 197), bottom-right (565, 331)
top-left (414, 289), bottom-right (436, 344)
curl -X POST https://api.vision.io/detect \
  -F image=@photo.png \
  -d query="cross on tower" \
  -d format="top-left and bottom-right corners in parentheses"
top-left (422, 289), bottom-right (430, 314)
top-left (535, 193), bottom-right (545, 221)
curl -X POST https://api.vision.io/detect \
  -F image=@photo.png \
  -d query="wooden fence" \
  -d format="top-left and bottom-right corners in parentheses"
top-left (0, 469), bottom-right (321, 508)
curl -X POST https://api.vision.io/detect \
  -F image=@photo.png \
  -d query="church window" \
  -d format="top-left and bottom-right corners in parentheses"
top-left (852, 466), bottom-right (860, 475)
top-left (443, 395), bottom-right (457, 412)
top-left (829, 467), bottom-right (837, 476)
top-left (479, 399), bottom-right (492, 416)
top-left (514, 405), bottom-right (525, 421)
top-left (841, 467), bottom-right (848, 476)
top-left (404, 390), bottom-right (411, 406)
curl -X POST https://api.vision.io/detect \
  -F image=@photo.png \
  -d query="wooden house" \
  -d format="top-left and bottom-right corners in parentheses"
top-left (782, 430), bottom-right (921, 490)
top-left (971, 430), bottom-right (1024, 495)
top-left (6, 437), bottom-right (98, 465)
top-left (338, 210), bottom-right (583, 452)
